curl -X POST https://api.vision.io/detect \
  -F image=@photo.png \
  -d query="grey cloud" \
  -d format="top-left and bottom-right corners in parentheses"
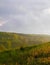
top-left (0, 0), bottom-right (50, 34)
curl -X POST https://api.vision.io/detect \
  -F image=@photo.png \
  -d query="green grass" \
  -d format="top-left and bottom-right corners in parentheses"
top-left (0, 42), bottom-right (50, 65)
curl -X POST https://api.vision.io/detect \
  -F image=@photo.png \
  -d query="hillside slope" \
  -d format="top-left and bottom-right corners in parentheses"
top-left (0, 32), bottom-right (50, 50)
top-left (0, 42), bottom-right (50, 65)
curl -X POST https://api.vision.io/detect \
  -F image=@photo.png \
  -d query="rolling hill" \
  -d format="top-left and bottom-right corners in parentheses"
top-left (0, 32), bottom-right (50, 65)
top-left (0, 32), bottom-right (50, 50)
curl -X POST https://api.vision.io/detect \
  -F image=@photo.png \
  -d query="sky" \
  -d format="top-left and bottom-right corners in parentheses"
top-left (0, 0), bottom-right (50, 34)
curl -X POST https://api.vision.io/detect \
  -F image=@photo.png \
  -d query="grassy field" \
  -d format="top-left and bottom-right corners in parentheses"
top-left (0, 42), bottom-right (50, 65)
top-left (0, 32), bottom-right (50, 65)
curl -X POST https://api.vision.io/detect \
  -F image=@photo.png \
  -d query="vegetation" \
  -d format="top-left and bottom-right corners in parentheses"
top-left (0, 32), bottom-right (50, 65)
top-left (0, 43), bottom-right (50, 65)
top-left (0, 32), bottom-right (50, 51)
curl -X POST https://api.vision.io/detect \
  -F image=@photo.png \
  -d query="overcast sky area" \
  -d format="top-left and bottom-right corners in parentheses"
top-left (0, 0), bottom-right (50, 34)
